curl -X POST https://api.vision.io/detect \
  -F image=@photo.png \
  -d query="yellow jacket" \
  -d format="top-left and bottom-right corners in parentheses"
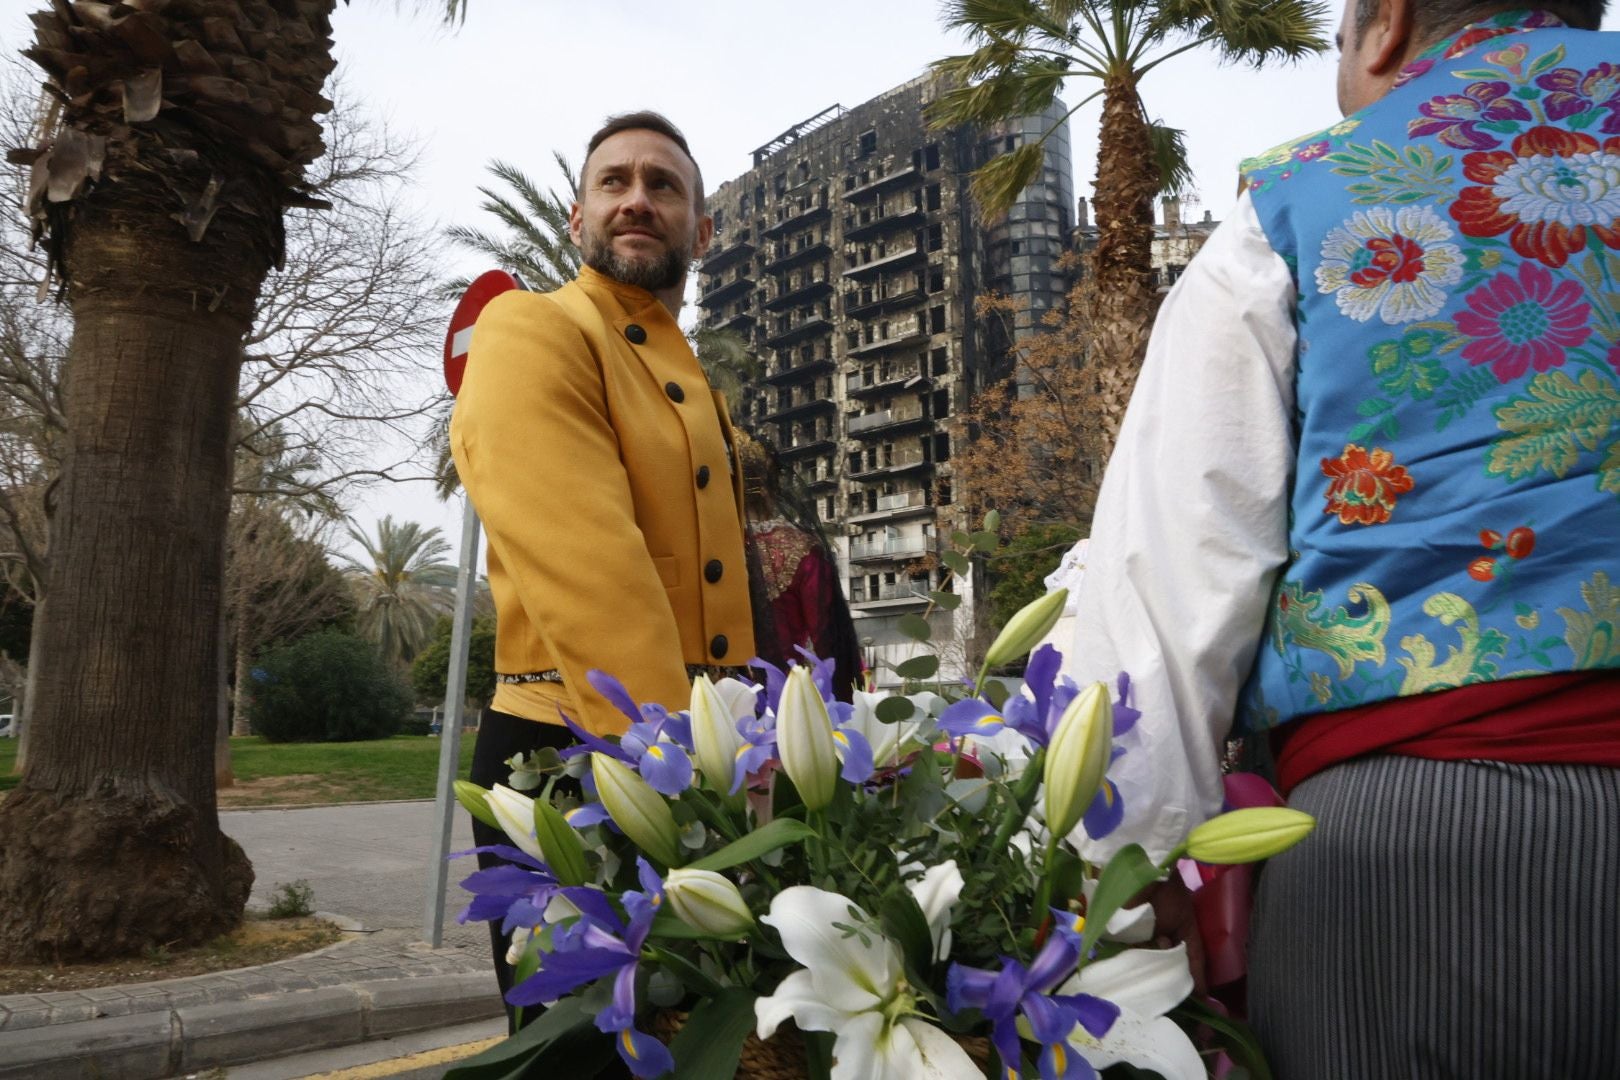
top-left (450, 266), bottom-right (755, 736)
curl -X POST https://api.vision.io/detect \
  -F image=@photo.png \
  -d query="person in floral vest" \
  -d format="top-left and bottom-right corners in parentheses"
top-left (1065, 0), bottom-right (1620, 1074)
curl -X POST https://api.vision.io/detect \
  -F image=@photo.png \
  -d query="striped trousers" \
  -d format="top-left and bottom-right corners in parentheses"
top-left (1249, 756), bottom-right (1620, 1080)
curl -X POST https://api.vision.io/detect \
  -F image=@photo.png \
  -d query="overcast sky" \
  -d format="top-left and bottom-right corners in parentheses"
top-left (9, 1), bottom-right (1616, 561)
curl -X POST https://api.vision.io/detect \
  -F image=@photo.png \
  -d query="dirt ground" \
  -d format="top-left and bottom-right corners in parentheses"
top-left (0, 916), bottom-right (343, 994)
top-left (217, 774), bottom-right (346, 808)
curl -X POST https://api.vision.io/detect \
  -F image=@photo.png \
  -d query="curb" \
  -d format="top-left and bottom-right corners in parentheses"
top-left (0, 972), bottom-right (503, 1080)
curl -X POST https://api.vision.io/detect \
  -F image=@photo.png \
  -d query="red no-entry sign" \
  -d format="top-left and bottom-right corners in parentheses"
top-left (443, 269), bottom-right (522, 396)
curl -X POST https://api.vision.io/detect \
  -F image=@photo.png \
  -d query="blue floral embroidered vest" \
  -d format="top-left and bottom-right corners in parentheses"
top-left (1238, 9), bottom-right (1620, 732)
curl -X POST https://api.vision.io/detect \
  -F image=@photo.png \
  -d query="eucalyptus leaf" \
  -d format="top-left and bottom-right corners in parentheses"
top-left (941, 550), bottom-right (971, 576)
top-left (971, 529), bottom-right (999, 553)
top-left (670, 988), bottom-right (759, 1079)
top-left (982, 509), bottom-right (1001, 532)
top-left (875, 696), bottom-right (916, 723)
top-left (894, 654), bottom-right (940, 680)
top-left (898, 613), bottom-right (933, 642)
top-left (983, 679), bottom-right (1010, 710)
top-left (688, 817), bottom-right (818, 872)
top-left (928, 589), bottom-right (962, 610)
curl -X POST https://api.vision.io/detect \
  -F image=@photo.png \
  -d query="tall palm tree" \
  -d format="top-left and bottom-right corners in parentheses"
top-left (930, 0), bottom-right (1327, 457)
top-left (341, 515), bottom-right (456, 667)
top-left (445, 155), bottom-right (582, 295)
top-left (0, 1), bottom-right (342, 962)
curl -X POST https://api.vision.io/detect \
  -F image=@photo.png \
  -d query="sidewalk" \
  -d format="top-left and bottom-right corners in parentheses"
top-left (0, 801), bottom-right (504, 1079)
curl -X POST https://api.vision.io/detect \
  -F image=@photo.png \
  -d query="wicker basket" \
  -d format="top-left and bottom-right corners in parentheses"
top-left (652, 1010), bottom-right (992, 1079)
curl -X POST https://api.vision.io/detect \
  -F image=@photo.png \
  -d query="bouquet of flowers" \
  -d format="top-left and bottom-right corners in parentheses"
top-left (446, 586), bottom-right (1313, 1080)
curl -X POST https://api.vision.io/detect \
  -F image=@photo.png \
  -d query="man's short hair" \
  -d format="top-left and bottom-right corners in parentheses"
top-left (1355, 0), bottom-right (1608, 36)
top-left (583, 111), bottom-right (705, 209)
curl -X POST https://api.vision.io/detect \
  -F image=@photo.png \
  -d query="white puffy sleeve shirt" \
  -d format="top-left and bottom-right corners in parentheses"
top-left (1062, 191), bottom-right (1299, 861)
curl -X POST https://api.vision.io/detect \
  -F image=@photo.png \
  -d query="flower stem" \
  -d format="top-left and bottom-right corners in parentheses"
top-left (989, 747), bottom-right (1046, 855)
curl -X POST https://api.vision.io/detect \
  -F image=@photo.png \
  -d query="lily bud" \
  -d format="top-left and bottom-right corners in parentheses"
top-left (1042, 681), bottom-right (1112, 839)
top-left (983, 588), bottom-right (1068, 669)
top-left (591, 752), bottom-right (683, 867)
top-left (1185, 807), bottom-right (1316, 865)
top-left (664, 868), bottom-right (756, 937)
top-left (689, 674), bottom-right (743, 793)
top-left (486, 784), bottom-right (547, 865)
top-left (777, 666), bottom-right (839, 811)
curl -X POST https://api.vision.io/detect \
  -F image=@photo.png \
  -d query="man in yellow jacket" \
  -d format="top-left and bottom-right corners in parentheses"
top-left (450, 111), bottom-right (755, 1025)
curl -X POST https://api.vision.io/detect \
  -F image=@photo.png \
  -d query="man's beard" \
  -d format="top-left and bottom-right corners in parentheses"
top-left (580, 223), bottom-right (692, 292)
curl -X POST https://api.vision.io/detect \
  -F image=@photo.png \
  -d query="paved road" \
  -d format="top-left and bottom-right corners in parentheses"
top-left (223, 800), bottom-right (486, 950)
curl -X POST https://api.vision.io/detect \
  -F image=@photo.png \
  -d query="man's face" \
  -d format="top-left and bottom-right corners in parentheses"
top-left (570, 129), bottom-right (713, 293)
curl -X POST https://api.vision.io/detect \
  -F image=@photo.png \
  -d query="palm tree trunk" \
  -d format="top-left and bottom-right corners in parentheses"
top-left (0, 187), bottom-right (264, 961)
top-left (1087, 74), bottom-right (1162, 461)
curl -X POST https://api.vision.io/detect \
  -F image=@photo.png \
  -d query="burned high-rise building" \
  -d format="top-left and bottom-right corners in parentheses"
top-left (697, 75), bottom-right (1075, 684)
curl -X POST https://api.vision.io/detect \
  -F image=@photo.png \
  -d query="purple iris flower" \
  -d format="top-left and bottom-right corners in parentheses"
top-left (947, 912), bottom-right (1120, 1080)
top-left (826, 700), bottom-right (876, 784)
top-left (937, 645), bottom-right (1077, 747)
top-left (508, 858), bottom-right (674, 1079)
top-left (453, 843), bottom-right (557, 930)
top-left (556, 672), bottom-right (695, 797)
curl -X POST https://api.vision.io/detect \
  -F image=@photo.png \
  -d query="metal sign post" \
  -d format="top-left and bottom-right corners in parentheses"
top-left (422, 269), bottom-right (520, 946)
top-left (423, 498), bottom-right (482, 946)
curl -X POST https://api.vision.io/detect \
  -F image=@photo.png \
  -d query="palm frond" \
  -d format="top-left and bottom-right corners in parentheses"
top-left (940, 0), bottom-right (1047, 43)
top-left (969, 142), bottom-right (1047, 221)
top-left (1147, 120), bottom-right (1196, 197)
top-left (927, 55), bottom-right (1072, 130)
top-left (1155, 0), bottom-right (1330, 65)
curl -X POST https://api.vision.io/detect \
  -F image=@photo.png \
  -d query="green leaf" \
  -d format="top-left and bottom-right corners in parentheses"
top-left (879, 889), bottom-right (937, 979)
top-left (1077, 844), bottom-right (1165, 963)
top-left (984, 678), bottom-right (1011, 710)
top-left (929, 589), bottom-right (962, 611)
top-left (443, 996), bottom-right (601, 1080)
top-left (1527, 43), bottom-right (1566, 77)
top-left (898, 613), bottom-right (933, 643)
top-left (803, 1030), bottom-right (836, 1080)
top-left (941, 550), bottom-right (971, 577)
top-left (971, 529), bottom-right (999, 553)
top-left (534, 798), bottom-right (589, 886)
top-left (688, 817), bottom-right (818, 872)
top-left (1173, 996), bottom-right (1274, 1080)
top-left (670, 988), bottom-right (759, 1079)
top-left (982, 509), bottom-right (1002, 532)
top-left (1600, 440), bottom-right (1620, 495)
top-left (454, 780), bottom-right (500, 831)
top-left (894, 654), bottom-right (940, 680)
top-left (875, 696), bottom-right (916, 723)
top-left (646, 943), bottom-right (726, 998)
top-left (951, 529), bottom-right (973, 548)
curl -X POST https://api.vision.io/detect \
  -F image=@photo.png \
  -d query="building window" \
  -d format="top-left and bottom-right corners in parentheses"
top-left (927, 224), bottom-right (943, 252)
top-left (928, 267), bottom-right (944, 293)
top-left (931, 347), bottom-right (948, 375)
top-left (930, 306), bottom-right (946, 333)
top-left (926, 184), bottom-right (941, 211)
top-left (925, 144), bottom-right (941, 171)
top-left (859, 130), bottom-right (877, 157)
top-left (934, 433), bottom-right (951, 462)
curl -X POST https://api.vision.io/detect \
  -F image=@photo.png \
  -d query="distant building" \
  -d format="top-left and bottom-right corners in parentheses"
top-left (696, 75), bottom-right (1075, 684)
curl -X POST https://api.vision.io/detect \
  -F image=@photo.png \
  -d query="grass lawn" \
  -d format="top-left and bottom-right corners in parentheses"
top-left (0, 733), bottom-right (478, 806)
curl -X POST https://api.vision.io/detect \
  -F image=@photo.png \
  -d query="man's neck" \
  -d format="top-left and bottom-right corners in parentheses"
top-left (652, 280), bottom-right (685, 317)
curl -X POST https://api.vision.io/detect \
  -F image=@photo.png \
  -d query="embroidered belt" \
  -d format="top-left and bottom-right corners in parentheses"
top-left (496, 663), bottom-right (750, 687)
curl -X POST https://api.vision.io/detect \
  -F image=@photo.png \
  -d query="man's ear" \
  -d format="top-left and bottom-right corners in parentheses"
top-left (692, 212), bottom-right (714, 262)
top-left (568, 200), bottom-right (584, 247)
top-left (1365, 0), bottom-right (1416, 75)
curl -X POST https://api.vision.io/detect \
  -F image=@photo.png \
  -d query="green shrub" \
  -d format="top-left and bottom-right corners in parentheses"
top-left (267, 879), bottom-right (315, 918)
top-left (246, 628), bottom-right (412, 743)
top-left (410, 616), bottom-right (497, 706)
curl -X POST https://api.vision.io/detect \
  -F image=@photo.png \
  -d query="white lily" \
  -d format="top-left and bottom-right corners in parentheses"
top-left (905, 861), bottom-right (963, 963)
top-left (690, 674), bottom-right (745, 793)
top-left (756, 886), bottom-right (980, 1079)
top-left (485, 784), bottom-right (545, 864)
top-left (1056, 944), bottom-right (1203, 1080)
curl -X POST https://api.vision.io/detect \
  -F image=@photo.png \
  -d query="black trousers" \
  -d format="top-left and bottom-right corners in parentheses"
top-left (467, 707), bottom-right (631, 1077)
